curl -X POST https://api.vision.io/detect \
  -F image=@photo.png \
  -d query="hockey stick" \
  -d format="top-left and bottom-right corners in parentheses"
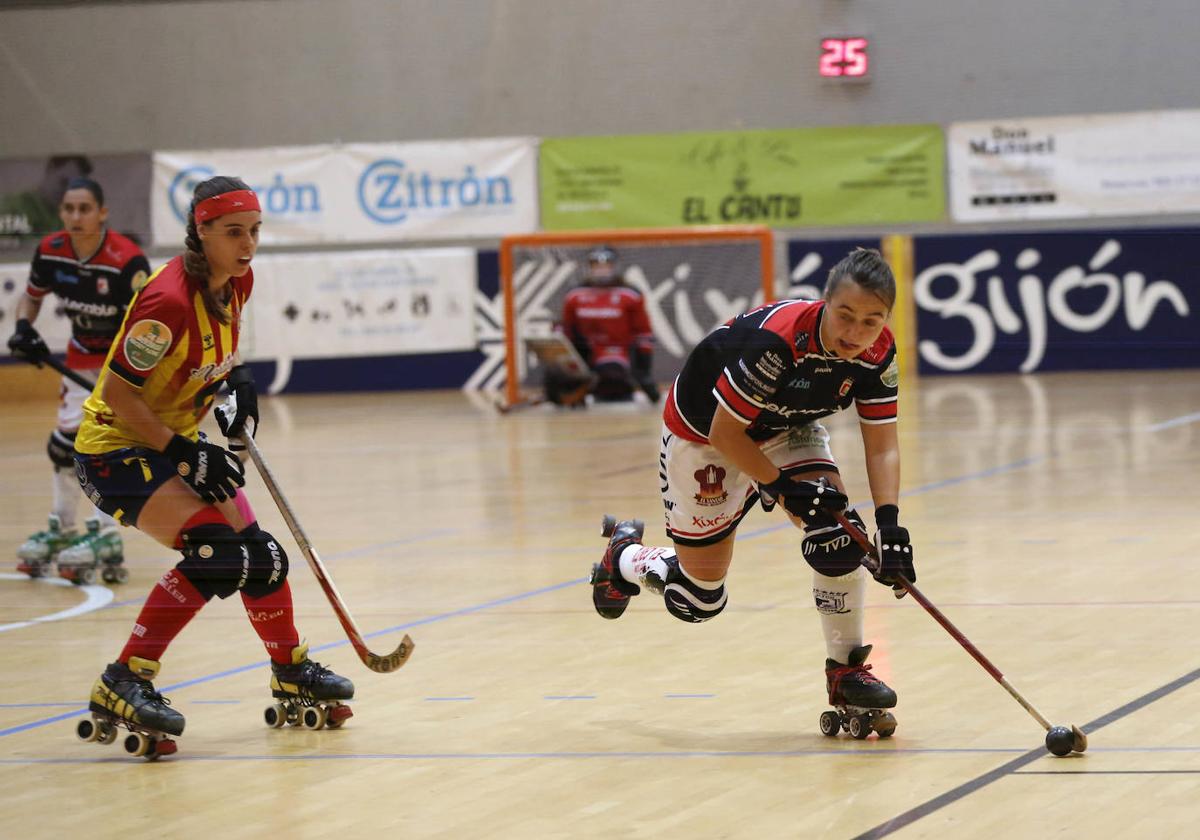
top-left (19, 352), bottom-right (94, 391)
top-left (830, 508), bottom-right (1087, 755)
top-left (240, 434), bottom-right (414, 674)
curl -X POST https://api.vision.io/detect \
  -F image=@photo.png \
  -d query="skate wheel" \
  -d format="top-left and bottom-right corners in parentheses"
top-left (264, 703), bottom-right (288, 728)
top-left (301, 706), bottom-right (327, 730)
top-left (113, 566), bottom-right (129, 584)
top-left (76, 718), bottom-right (99, 742)
top-left (848, 714), bottom-right (872, 740)
top-left (102, 567), bottom-right (117, 584)
top-left (874, 712), bottom-right (897, 738)
top-left (77, 567), bottom-right (97, 586)
top-left (123, 732), bottom-right (150, 757)
top-left (601, 515), bottom-right (617, 537)
top-left (97, 721), bottom-right (119, 745)
top-left (325, 704), bottom-right (353, 729)
top-left (819, 710), bottom-right (842, 737)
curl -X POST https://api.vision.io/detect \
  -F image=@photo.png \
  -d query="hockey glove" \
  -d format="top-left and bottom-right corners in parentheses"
top-left (164, 434), bottom-right (246, 503)
top-left (7, 319), bottom-right (50, 361)
top-left (872, 504), bottom-right (915, 596)
top-left (214, 364), bottom-right (258, 439)
top-left (760, 475), bottom-right (848, 523)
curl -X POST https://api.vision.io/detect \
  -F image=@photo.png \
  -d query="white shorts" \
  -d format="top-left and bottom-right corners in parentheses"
top-left (57, 370), bottom-right (97, 433)
top-left (659, 421), bottom-right (837, 546)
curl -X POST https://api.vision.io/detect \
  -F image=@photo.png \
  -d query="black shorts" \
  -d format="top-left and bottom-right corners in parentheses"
top-left (75, 447), bottom-right (178, 527)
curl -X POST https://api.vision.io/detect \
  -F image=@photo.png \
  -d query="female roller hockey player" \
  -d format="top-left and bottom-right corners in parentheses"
top-left (72, 177), bottom-right (353, 758)
top-left (590, 248), bottom-right (917, 740)
top-left (7, 177), bottom-right (149, 584)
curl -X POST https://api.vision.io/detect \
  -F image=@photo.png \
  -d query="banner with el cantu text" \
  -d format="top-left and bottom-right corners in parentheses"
top-left (539, 125), bottom-right (944, 230)
top-left (948, 109), bottom-right (1200, 222)
top-left (152, 138), bottom-right (538, 247)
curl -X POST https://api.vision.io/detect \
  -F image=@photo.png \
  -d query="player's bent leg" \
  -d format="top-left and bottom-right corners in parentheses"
top-left (590, 516), bottom-right (646, 619)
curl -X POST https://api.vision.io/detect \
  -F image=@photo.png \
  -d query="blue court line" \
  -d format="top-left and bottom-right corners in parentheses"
top-left (665, 693), bottom-right (715, 699)
top-left (1146, 411), bottom-right (1200, 432)
top-left (0, 453), bottom-right (1046, 742)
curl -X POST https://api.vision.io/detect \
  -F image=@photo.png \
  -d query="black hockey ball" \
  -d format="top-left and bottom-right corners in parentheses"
top-left (1045, 725), bottom-right (1075, 757)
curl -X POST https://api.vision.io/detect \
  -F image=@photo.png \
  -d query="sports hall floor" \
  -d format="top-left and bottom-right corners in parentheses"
top-left (1, 367), bottom-right (1197, 839)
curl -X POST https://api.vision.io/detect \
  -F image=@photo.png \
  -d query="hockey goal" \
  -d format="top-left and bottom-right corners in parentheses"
top-left (499, 226), bottom-right (776, 406)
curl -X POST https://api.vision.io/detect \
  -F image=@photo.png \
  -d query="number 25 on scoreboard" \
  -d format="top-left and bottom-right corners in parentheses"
top-left (819, 36), bottom-right (870, 80)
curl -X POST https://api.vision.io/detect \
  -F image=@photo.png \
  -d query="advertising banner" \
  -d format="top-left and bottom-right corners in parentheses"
top-left (786, 238), bottom-right (882, 299)
top-left (0, 153), bottom-right (152, 254)
top-left (949, 110), bottom-right (1200, 222)
top-left (540, 125), bottom-right (944, 230)
top-left (913, 227), bottom-right (1198, 373)
top-left (152, 138), bottom-right (538, 246)
top-left (0, 260), bottom-right (74, 351)
top-left (243, 247), bottom-right (476, 369)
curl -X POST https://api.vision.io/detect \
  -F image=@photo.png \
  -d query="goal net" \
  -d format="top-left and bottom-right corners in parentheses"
top-left (499, 226), bottom-right (776, 406)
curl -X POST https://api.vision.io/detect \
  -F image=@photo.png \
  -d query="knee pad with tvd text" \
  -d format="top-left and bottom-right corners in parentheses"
top-left (801, 509), bottom-right (869, 577)
top-left (662, 558), bottom-right (728, 623)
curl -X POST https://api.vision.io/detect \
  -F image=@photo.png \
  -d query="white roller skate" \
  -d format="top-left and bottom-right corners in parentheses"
top-left (56, 518), bottom-right (126, 585)
top-left (16, 515), bottom-right (76, 579)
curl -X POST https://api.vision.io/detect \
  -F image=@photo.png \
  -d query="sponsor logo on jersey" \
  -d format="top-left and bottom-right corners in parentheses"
top-left (793, 330), bottom-right (809, 351)
top-left (881, 358), bottom-right (900, 388)
top-left (693, 463), bottom-right (728, 507)
top-left (786, 376), bottom-right (811, 389)
top-left (755, 351), bottom-right (785, 379)
top-left (61, 298), bottom-right (120, 317)
top-left (131, 270), bottom-right (149, 292)
top-left (123, 319), bottom-right (172, 371)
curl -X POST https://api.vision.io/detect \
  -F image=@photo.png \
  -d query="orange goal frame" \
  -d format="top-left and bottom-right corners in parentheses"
top-left (499, 225), bottom-right (775, 406)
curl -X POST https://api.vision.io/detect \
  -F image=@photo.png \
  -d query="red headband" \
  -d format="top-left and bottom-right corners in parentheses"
top-left (194, 189), bottom-right (261, 223)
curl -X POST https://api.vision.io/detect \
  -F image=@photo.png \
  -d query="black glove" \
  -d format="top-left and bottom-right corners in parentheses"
top-left (872, 504), bottom-right (915, 595)
top-left (214, 364), bottom-right (258, 439)
top-left (760, 475), bottom-right (848, 522)
top-left (163, 434), bottom-right (246, 503)
top-left (7, 319), bottom-right (50, 361)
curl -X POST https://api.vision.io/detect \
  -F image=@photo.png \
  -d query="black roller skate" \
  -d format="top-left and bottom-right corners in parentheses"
top-left (264, 643), bottom-right (355, 730)
top-left (589, 515), bottom-right (645, 619)
top-left (77, 656), bottom-right (184, 760)
top-left (16, 515), bottom-right (76, 579)
top-left (56, 518), bottom-right (127, 586)
top-left (819, 644), bottom-right (898, 740)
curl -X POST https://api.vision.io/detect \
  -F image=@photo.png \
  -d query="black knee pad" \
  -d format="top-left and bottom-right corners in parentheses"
top-left (662, 558), bottom-right (728, 623)
top-left (238, 523), bottom-right (289, 598)
top-left (178, 523), bottom-right (288, 600)
top-left (802, 509), bottom-right (868, 577)
top-left (47, 429), bottom-right (76, 469)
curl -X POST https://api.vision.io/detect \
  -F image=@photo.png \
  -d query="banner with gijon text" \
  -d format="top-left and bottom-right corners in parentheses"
top-left (152, 138), bottom-right (538, 247)
top-left (540, 125), bottom-right (944, 230)
top-left (948, 110), bottom-right (1200, 222)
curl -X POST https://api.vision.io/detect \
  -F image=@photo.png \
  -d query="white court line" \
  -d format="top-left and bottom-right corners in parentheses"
top-left (1146, 411), bottom-right (1200, 432)
top-left (0, 573), bottom-right (114, 633)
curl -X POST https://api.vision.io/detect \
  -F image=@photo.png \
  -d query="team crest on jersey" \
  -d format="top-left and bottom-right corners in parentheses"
top-left (131, 270), bottom-right (149, 292)
top-left (881, 358), bottom-right (900, 388)
top-left (124, 319), bottom-right (172, 371)
top-left (693, 464), bottom-right (728, 507)
top-left (838, 377), bottom-right (854, 398)
top-left (96, 277), bottom-right (109, 296)
top-left (794, 331), bottom-right (809, 351)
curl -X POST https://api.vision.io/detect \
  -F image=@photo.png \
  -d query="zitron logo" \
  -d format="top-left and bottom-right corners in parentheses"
top-left (356, 158), bottom-right (513, 224)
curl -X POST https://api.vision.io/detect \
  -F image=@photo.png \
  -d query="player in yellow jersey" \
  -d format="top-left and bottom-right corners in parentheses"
top-left (71, 176), bottom-right (352, 758)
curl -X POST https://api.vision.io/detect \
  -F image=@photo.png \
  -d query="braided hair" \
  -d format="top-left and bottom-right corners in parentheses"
top-left (184, 175), bottom-right (252, 325)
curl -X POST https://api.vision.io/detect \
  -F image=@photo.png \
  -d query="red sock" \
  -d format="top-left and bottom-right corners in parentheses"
top-left (119, 569), bottom-right (209, 663)
top-left (242, 581), bottom-right (301, 665)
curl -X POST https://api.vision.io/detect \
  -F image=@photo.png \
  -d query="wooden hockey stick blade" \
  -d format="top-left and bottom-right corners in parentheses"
top-left (241, 434), bottom-right (414, 675)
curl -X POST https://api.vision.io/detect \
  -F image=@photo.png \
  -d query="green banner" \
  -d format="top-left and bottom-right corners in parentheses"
top-left (540, 125), bottom-right (944, 230)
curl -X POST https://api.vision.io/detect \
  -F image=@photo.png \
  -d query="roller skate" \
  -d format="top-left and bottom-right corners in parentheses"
top-left (264, 643), bottom-right (355, 730)
top-left (16, 515), bottom-right (76, 579)
top-left (76, 656), bottom-right (184, 760)
top-left (590, 515), bottom-right (646, 619)
top-left (819, 644), bottom-right (898, 740)
top-left (56, 518), bottom-right (126, 586)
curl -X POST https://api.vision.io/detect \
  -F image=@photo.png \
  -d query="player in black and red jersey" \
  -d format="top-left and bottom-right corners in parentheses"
top-left (589, 248), bottom-right (917, 737)
top-left (6, 177), bottom-right (150, 582)
top-left (549, 245), bottom-right (659, 406)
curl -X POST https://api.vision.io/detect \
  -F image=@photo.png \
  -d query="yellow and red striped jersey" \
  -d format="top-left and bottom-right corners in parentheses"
top-left (75, 255), bottom-right (253, 454)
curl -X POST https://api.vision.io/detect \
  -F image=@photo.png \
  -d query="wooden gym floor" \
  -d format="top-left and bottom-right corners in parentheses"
top-left (0, 368), bottom-right (1198, 839)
